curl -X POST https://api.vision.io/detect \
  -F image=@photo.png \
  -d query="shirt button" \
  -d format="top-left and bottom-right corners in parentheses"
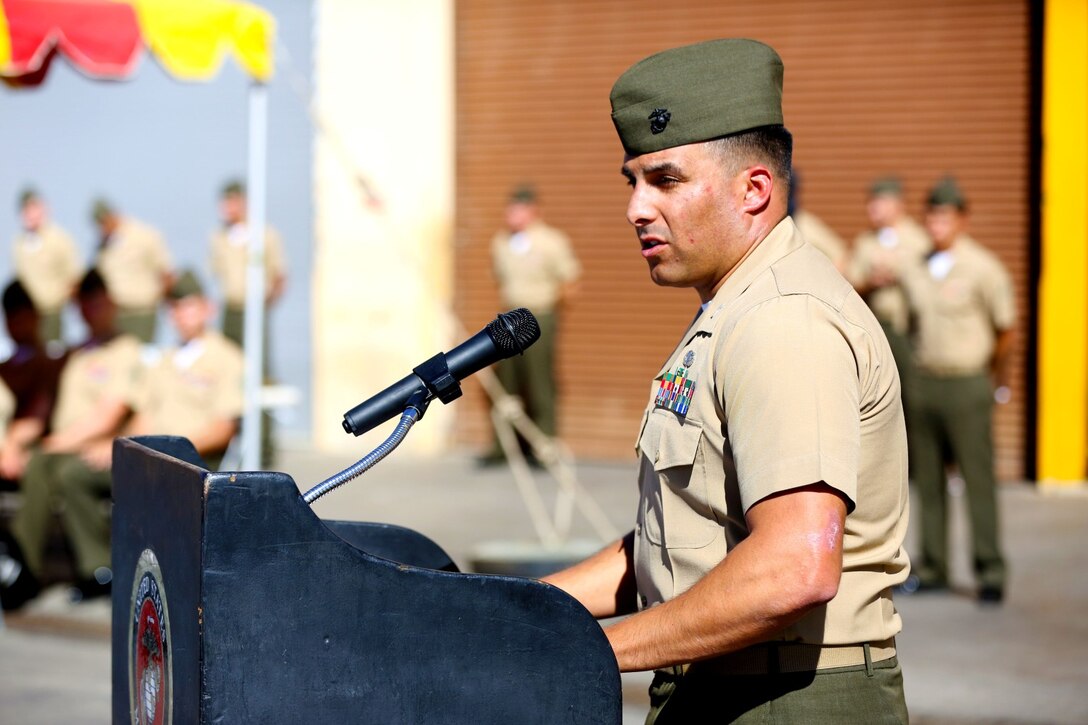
top-left (654, 451), bottom-right (661, 463)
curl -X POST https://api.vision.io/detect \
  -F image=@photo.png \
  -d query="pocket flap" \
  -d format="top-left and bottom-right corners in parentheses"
top-left (652, 415), bottom-right (703, 471)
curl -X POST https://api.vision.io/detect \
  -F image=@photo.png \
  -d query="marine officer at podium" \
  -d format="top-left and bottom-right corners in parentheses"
top-left (542, 39), bottom-right (911, 723)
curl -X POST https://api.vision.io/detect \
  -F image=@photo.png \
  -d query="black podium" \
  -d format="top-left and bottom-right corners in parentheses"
top-left (111, 436), bottom-right (621, 724)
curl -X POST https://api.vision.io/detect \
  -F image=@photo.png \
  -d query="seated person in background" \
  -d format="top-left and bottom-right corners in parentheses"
top-left (0, 279), bottom-right (68, 480)
top-left (0, 269), bottom-right (143, 609)
top-left (125, 269), bottom-right (244, 472)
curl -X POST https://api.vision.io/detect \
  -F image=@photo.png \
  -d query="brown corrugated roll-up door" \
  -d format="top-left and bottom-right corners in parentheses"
top-left (454, 0), bottom-right (1031, 481)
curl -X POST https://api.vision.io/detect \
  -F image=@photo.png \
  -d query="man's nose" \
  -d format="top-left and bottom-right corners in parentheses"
top-left (626, 186), bottom-right (655, 227)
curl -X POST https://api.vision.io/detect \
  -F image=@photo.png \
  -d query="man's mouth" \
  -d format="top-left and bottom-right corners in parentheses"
top-left (640, 236), bottom-right (667, 258)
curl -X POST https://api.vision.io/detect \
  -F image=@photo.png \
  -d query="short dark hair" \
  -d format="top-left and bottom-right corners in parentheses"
top-left (712, 125), bottom-right (794, 190)
top-left (2, 279), bottom-right (36, 316)
top-left (77, 268), bottom-right (109, 299)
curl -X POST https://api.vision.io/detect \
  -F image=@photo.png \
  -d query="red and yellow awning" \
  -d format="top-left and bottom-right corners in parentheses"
top-left (0, 0), bottom-right (274, 86)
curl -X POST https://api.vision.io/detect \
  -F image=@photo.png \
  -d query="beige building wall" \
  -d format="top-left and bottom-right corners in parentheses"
top-left (312, 1), bottom-right (455, 454)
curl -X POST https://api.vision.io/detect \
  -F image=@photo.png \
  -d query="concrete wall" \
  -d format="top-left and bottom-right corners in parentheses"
top-left (312, 1), bottom-right (455, 454)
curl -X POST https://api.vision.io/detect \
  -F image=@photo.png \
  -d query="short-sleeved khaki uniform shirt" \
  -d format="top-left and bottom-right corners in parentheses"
top-left (12, 222), bottom-right (83, 314)
top-left (132, 331), bottom-right (244, 441)
top-left (210, 223), bottom-right (287, 309)
top-left (96, 216), bottom-right (173, 311)
top-left (794, 209), bottom-right (847, 272)
top-left (50, 335), bottom-right (143, 433)
top-left (847, 217), bottom-right (931, 334)
top-left (491, 220), bottom-right (581, 314)
top-left (899, 235), bottom-right (1015, 376)
top-left (634, 217), bottom-right (910, 648)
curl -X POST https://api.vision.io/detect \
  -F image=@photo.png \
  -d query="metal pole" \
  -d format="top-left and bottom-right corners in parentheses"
top-left (241, 82), bottom-right (269, 470)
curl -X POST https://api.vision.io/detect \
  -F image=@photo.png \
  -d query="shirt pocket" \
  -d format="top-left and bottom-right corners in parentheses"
top-left (640, 412), bottom-right (716, 549)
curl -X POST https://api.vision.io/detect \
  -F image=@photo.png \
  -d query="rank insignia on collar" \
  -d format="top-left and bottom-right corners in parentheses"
top-left (655, 366), bottom-right (696, 416)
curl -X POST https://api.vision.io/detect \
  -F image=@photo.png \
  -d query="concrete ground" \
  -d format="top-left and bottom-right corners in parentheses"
top-left (1, 443), bottom-right (1087, 724)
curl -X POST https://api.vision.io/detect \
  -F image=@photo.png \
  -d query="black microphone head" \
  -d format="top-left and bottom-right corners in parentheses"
top-left (487, 308), bottom-right (540, 356)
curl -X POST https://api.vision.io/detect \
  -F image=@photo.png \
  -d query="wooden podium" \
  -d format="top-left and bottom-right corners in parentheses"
top-left (111, 436), bottom-right (621, 724)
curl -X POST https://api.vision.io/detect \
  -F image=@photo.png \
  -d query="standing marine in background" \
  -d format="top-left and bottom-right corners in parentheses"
top-left (91, 198), bottom-right (175, 344)
top-left (11, 188), bottom-right (83, 347)
top-left (209, 180), bottom-right (286, 467)
top-left (480, 184), bottom-right (581, 465)
top-left (847, 176), bottom-right (931, 399)
top-left (899, 177), bottom-right (1014, 604)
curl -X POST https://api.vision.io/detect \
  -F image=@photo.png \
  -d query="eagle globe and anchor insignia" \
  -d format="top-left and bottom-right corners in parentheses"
top-left (129, 548), bottom-right (173, 725)
top-left (648, 107), bottom-right (671, 134)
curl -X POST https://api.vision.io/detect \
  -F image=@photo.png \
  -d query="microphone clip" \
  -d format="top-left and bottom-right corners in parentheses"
top-left (411, 352), bottom-right (464, 408)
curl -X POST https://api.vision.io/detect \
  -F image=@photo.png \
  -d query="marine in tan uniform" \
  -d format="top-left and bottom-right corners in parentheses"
top-left (126, 269), bottom-right (243, 472)
top-left (481, 184), bottom-right (581, 464)
top-left (899, 177), bottom-right (1014, 604)
top-left (91, 199), bottom-right (175, 343)
top-left (11, 188), bottom-right (83, 345)
top-left (209, 179), bottom-right (287, 349)
top-left (847, 176), bottom-right (931, 398)
top-left (209, 180), bottom-right (283, 467)
top-left (541, 40), bottom-right (910, 724)
top-left (2, 269), bottom-right (142, 608)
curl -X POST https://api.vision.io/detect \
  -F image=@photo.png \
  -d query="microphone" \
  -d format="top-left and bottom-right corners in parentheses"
top-left (341, 308), bottom-right (540, 437)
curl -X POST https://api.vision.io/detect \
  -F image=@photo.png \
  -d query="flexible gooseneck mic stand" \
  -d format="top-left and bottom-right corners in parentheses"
top-left (301, 350), bottom-right (465, 505)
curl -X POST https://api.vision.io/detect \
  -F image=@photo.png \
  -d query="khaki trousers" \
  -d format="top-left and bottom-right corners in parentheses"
top-left (12, 450), bottom-right (112, 580)
top-left (646, 656), bottom-right (907, 724)
top-left (115, 307), bottom-right (158, 343)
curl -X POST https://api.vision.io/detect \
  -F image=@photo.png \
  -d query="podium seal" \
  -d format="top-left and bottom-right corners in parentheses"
top-left (128, 548), bottom-right (173, 725)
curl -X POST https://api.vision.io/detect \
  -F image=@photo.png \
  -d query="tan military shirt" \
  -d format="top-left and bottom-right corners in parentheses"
top-left (634, 217), bottom-right (909, 648)
top-left (900, 235), bottom-right (1015, 376)
top-left (50, 335), bottom-right (143, 433)
top-left (96, 216), bottom-right (173, 311)
top-left (210, 223), bottom-right (287, 308)
top-left (133, 331), bottom-right (243, 441)
top-left (12, 221), bottom-right (83, 314)
top-left (847, 217), bottom-right (930, 334)
top-left (794, 209), bottom-right (847, 272)
top-left (491, 220), bottom-right (581, 313)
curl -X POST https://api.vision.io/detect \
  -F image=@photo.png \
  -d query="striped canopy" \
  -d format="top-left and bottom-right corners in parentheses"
top-left (0, 0), bottom-right (274, 86)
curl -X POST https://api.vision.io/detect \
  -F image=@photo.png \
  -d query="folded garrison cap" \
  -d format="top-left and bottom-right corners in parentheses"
top-left (508, 183), bottom-right (538, 204)
top-left (221, 179), bottom-right (246, 197)
top-left (869, 176), bottom-right (903, 198)
top-left (610, 38), bottom-right (784, 156)
top-left (90, 198), bottom-right (114, 223)
top-left (169, 269), bottom-right (205, 300)
top-left (17, 187), bottom-right (39, 209)
top-left (926, 176), bottom-right (967, 210)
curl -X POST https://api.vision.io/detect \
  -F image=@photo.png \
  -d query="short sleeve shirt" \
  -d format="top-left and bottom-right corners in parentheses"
top-left (12, 222), bottom-right (83, 314)
top-left (900, 235), bottom-right (1015, 375)
top-left (634, 217), bottom-right (910, 647)
top-left (210, 223), bottom-right (287, 307)
top-left (50, 335), bottom-right (143, 433)
top-left (491, 220), bottom-right (581, 313)
top-left (132, 331), bottom-right (244, 440)
top-left (96, 217), bottom-right (173, 310)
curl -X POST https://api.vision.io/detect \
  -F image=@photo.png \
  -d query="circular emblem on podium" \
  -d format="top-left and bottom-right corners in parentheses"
top-left (128, 549), bottom-right (173, 725)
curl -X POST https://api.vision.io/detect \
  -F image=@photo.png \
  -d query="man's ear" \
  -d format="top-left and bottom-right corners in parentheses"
top-left (741, 165), bottom-right (774, 215)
